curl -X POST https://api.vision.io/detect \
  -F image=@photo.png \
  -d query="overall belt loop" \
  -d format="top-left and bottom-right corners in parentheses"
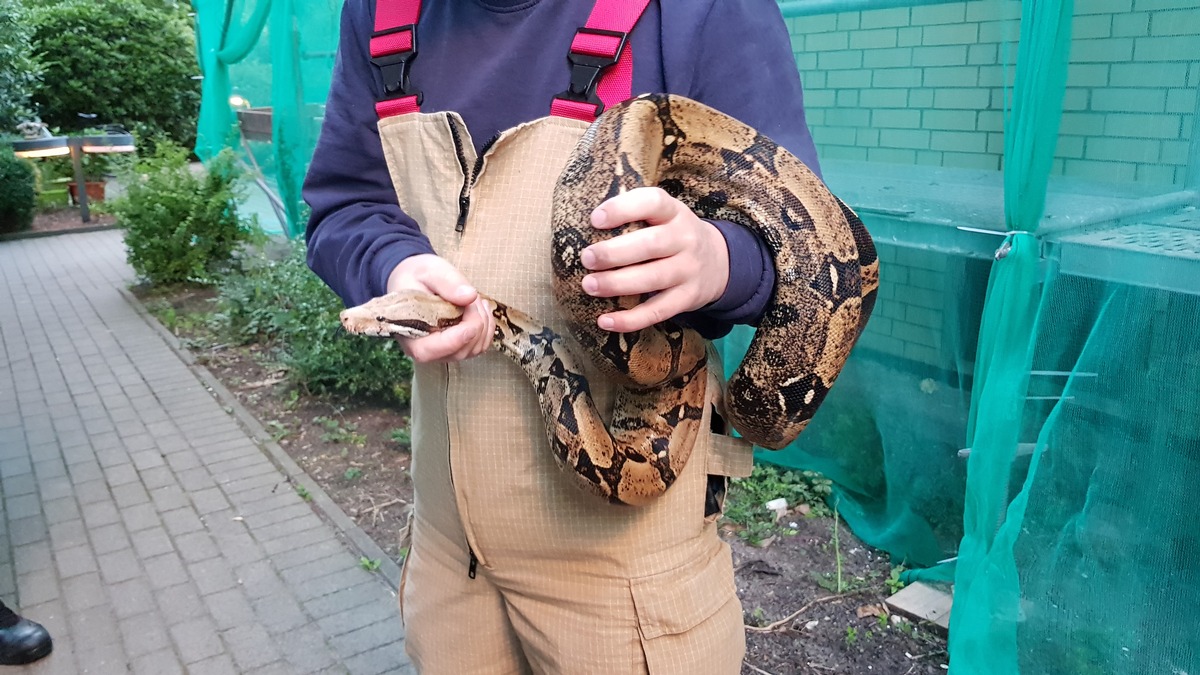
top-left (372, 0), bottom-right (423, 118)
top-left (550, 0), bottom-right (652, 122)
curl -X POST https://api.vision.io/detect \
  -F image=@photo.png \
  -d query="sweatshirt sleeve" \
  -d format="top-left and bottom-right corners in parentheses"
top-left (302, 0), bottom-right (435, 307)
top-left (668, 0), bottom-right (822, 339)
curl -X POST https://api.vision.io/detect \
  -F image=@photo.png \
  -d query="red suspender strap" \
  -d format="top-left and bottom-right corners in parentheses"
top-left (372, 0), bottom-right (422, 118)
top-left (550, 0), bottom-right (652, 122)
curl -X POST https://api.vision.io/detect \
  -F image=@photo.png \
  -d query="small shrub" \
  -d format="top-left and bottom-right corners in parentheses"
top-left (214, 242), bottom-right (414, 404)
top-left (109, 140), bottom-right (262, 285)
top-left (0, 149), bottom-right (36, 234)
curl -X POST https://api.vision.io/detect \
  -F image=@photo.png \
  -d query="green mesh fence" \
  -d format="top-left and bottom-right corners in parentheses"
top-left (194, 0), bottom-right (1200, 671)
top-left (721, 0), bottom-right (1200, 673)
top-left (191, 0), bottom-right (341, 236)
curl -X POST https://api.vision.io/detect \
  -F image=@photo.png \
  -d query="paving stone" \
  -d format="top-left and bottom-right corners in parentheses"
top-left (174, 530), bottom-right (220, 563)
top-left (107, 576), bottom-right (157, 620)
top-left (62, 571), bottom-right (107, 612)
top-left (204, 587), bottom-right (258, 632)
top-left (48, 518), bottom-right (89, 551)
top-left (97, 547), bottom-right (143, 585)
top-left (119, 611), bottom-right (174, 659)
top-left (130, 526), bottom-right (175, 559)
top-left (143, 551), bottom-right (190, 590)
top-left (88, 522), bottom-right (133, 556)
top-left (131, 649), bottom-right (186, 675)
top-left (222, 623), bottom-right (283, 671)
top-left (81, 500), bottom-right (122, 529)
top-left (170, 615), bottom-right (225, 664)
top-left (156, 581), bottom-right (208, 626)
top-left (54, 543), bottom-right (99, 579)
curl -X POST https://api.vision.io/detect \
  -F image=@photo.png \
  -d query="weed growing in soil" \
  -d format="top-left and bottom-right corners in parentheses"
top-left (723, 464), bottom-right (834, 545)
top-left (313, 415), bottom-right (367, 446)
top-left (389, 426), bottom-right (412, 449)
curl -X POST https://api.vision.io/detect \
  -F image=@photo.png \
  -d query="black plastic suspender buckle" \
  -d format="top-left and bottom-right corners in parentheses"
top-left (556, 27), bottom-right (630, 114)
top-left (371, 24), bottom-right (422, 104)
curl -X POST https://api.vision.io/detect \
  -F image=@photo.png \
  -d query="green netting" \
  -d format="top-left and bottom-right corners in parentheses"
top-left (194, 0), bottom-right (1200, 671)
top-left (720, 1), bottom-right (1200, 673)
top-left (191, 0), bottom-right (341, 236)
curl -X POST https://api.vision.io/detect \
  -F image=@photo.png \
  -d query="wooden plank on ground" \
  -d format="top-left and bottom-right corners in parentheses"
top-left (886, 581), bottom-right (952, 631)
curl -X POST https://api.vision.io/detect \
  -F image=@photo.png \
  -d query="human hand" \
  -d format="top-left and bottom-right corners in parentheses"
top-left (579, 187), bottom-right (730, 333)
top-left (385, 254), bottom-right (495, 363)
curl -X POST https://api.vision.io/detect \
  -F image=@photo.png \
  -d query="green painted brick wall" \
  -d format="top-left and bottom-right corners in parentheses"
top-left (788, 0), bottom-right (1199, 186)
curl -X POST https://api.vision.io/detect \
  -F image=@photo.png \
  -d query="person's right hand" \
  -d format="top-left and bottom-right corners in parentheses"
top-left (385, 254), bottom-right (495, 363)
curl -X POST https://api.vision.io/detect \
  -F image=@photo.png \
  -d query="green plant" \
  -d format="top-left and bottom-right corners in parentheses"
top-left (312, 416), bottom-right (367, 447)
top-left (722, 464), bottom-right (834, 545)
top-left (0, 0), bottom-right (41, 131)
top-left (266, 420), bottom-right (289, 442)
top-left (885, 565), bottom-right (907, 595)
top-left (109, 140), bottom-right (262, 286)
top-left (359, 557), bottom-right (381, 571)
top-left (390, 426), bottom-right (412, 448)
top-left (343, 467), bottom-right (363, 481)
top-left (29, 0), bottom-right (200, 147)
top-left (295, 484), bottom-right (312, 501)
top-left (0, 149), bottom-right (36, 234)
top-left (844, 625), bottom-right (859, 646)
top-left (213, 242), bottom-right (414, 404)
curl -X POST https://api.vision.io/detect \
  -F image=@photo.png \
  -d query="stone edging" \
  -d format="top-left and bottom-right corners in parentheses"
top-left (0, 223), bottom-right (120, 242)
top-left (117, 286), bottom-right (404, 590)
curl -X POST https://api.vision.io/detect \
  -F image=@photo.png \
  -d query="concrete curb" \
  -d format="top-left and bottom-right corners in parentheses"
top-left (0, 223), bottom-right (120, 242)
top-left (118, 286), bottom-right (404, 590)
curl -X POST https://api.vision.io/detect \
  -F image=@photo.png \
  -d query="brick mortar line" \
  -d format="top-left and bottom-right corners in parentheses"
top-left (116, 287), bottom-right (403, 590)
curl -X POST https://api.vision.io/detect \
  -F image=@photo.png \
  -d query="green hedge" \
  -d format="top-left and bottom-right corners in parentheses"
top-left (0, 0), bottom-right (41, 131)
top-left (29, 0), bottom-right (200, 146)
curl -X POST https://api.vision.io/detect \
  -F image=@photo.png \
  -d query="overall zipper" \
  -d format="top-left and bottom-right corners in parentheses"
top-left (447, 118), bottom-right (473, 233)
top-left (446, 116), bottom-right (487, 580)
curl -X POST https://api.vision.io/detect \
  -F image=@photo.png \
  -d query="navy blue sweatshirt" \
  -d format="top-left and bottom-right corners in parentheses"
top-left (303, 0), bottom-right (821, 338)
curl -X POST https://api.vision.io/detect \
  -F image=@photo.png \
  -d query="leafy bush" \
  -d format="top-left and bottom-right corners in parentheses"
top-left (0, 0), bottom-right (41, 131)
top-left (109, 139), bottom-right (262, 285)
top-left (215, 242), bottom-right (413, 404)
top-left (0, 149), bottom-right (36, 234)
top-left (29, 0), bottom-right (200, 146)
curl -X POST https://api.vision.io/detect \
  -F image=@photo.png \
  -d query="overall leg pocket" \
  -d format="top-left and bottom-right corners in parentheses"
top-left (630, 543), bottom-right (746, 674)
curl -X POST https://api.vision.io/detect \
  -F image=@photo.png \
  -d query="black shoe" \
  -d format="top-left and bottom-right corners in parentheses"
top-left (0, 616), bottom-right (53, 666)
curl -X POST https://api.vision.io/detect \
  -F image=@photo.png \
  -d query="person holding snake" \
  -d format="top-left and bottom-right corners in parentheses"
top-left (303, 0), bottom-right (876, 672)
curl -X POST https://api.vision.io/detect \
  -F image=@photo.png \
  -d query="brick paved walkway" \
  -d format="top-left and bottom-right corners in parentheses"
top-left (0, 231), bottom-right (414, 674)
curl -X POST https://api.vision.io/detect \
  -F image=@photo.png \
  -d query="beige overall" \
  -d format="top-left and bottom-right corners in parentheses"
top-left (377, 104), bottom-right (754, 673)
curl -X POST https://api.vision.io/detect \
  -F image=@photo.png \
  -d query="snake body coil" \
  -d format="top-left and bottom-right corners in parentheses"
top-left (341, 94), bottom-right (878, 506)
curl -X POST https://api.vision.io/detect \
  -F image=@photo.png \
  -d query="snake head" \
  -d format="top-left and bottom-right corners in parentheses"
top-left (339, 290), bottom-right (463, 339)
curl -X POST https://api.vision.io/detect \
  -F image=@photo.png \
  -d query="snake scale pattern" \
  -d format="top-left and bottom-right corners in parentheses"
top-left (341, 94), bottom-right (879, 507)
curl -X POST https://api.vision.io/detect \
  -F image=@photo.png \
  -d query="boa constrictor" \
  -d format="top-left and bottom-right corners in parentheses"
top-left (340, 94), bottom-right (879, 507)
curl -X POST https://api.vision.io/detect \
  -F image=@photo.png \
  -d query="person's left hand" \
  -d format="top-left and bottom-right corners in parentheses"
top-left (580, 187), bottom-right (730, 333)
